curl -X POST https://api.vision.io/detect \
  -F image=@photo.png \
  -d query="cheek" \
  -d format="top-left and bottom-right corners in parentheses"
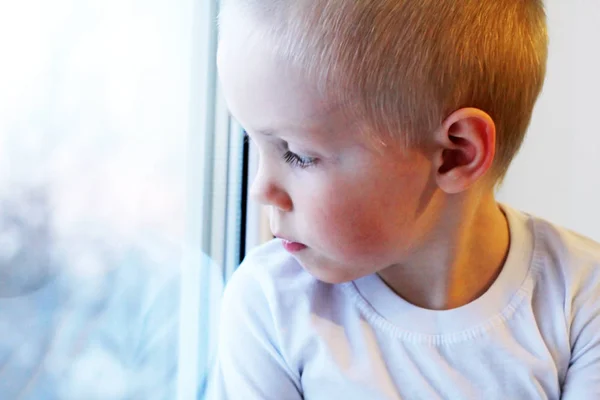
top-left (299, 187), bottom-right (405, 261)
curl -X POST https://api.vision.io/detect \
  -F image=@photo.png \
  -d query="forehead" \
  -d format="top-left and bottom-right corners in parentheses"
top-left (217, 28), bottom-right (353, 143)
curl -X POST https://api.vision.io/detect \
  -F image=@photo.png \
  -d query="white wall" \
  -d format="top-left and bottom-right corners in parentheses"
top-left (497, 0), bottom-right (600, 241)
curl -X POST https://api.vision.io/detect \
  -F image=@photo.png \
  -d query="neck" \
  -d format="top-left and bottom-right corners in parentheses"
top-left (378, 192), bottom-right (510, 310)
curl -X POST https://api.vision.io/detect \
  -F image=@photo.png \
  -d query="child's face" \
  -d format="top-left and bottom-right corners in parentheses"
top-left (218, 34), bottom-right (442, 283)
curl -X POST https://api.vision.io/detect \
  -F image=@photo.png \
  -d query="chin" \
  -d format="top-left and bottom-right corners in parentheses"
top-left (298, 260), bottom-right (361, 285)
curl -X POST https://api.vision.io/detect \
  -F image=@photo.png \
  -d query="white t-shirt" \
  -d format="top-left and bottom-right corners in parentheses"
top-left (209, 205), bottom-right (600, 399)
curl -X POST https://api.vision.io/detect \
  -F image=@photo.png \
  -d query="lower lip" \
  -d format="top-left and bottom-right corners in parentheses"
top-left (282, 240), bottom-right (307, 253)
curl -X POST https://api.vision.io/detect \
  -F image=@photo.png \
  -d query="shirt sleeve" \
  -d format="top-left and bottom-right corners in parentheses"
top-left (561, 268), bottom-right (600, 399)
top-left (207, 264), bottom-right (303, 400)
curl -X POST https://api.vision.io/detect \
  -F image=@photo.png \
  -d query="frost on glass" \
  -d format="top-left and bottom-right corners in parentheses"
top-left (0, 1), bottom-right (194, 398)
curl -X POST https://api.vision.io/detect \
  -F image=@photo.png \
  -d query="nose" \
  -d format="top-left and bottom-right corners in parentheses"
top-left (249, 165), bottom-right (293, 212)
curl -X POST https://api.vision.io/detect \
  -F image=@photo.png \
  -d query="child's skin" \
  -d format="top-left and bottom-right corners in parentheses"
top-left (218, 28), bottom-right (510, 311)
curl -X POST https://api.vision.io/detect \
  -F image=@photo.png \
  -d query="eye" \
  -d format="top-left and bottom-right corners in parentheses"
top-left (282, 150), bottom-right (317, 169)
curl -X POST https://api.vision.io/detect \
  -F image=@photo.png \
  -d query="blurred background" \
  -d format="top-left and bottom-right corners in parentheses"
top-left (0, 0), bottom-right (598, 399)
top-left (497, 0), bottom-right (600, 241)
top-left (0, 0), bottom-right (236, 398)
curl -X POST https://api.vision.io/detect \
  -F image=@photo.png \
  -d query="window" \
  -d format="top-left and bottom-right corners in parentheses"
top-left (0, 0), bottom-right (239, 398)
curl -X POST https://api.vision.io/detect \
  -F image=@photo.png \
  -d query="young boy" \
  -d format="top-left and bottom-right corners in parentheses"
top-left (209, 0), bottom-right (600, 398)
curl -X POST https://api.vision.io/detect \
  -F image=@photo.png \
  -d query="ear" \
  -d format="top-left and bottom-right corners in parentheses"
top-left (433, 108), bottom-right (496, 194)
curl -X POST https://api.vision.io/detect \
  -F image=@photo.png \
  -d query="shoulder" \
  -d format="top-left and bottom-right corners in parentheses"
top-left (233, 239), bottom-right (309, 284)
top-left (225, 239), bottom-right (317, 301)
top-left (216, 240), bottom-right (341, 379)
top-left (501, 206), bottom-right (600, 367)
top-left (210, 241), bottom-right (312, 398)
top-left (221, 239), bottom-right (328, 329)
top-left (528, 212), bottom-right (600, 282)
top-left (517, 209), bottom-right (600, 326)
top-left (501, 204), bottom-right (600, 282)
top-left (518, 212), bottom-right (600, 392)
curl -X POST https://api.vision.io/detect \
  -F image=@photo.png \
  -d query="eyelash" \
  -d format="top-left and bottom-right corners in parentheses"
top-left (244, 133), bottom-right (316, 169)
top-left (282, 151), bottom-right (316, 169)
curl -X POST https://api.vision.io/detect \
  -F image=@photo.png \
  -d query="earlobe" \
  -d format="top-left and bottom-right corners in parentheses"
top-left (434, 108), bottom-right (496, 194)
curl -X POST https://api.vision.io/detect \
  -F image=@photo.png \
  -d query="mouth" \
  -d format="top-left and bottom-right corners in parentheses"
top-left (275, 235), bottom-right (307, 253)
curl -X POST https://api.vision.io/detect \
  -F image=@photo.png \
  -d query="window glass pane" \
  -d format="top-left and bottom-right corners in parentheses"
top-left (0, 1), bottom-right (231, 398)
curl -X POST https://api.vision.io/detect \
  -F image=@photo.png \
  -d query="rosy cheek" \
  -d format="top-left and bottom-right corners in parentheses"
top-left (307, 195), bottom-right (384, 260)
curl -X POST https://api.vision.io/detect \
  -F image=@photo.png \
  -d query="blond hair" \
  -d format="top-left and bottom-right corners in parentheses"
top-left (219, 0), bottom-right (548, 180)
